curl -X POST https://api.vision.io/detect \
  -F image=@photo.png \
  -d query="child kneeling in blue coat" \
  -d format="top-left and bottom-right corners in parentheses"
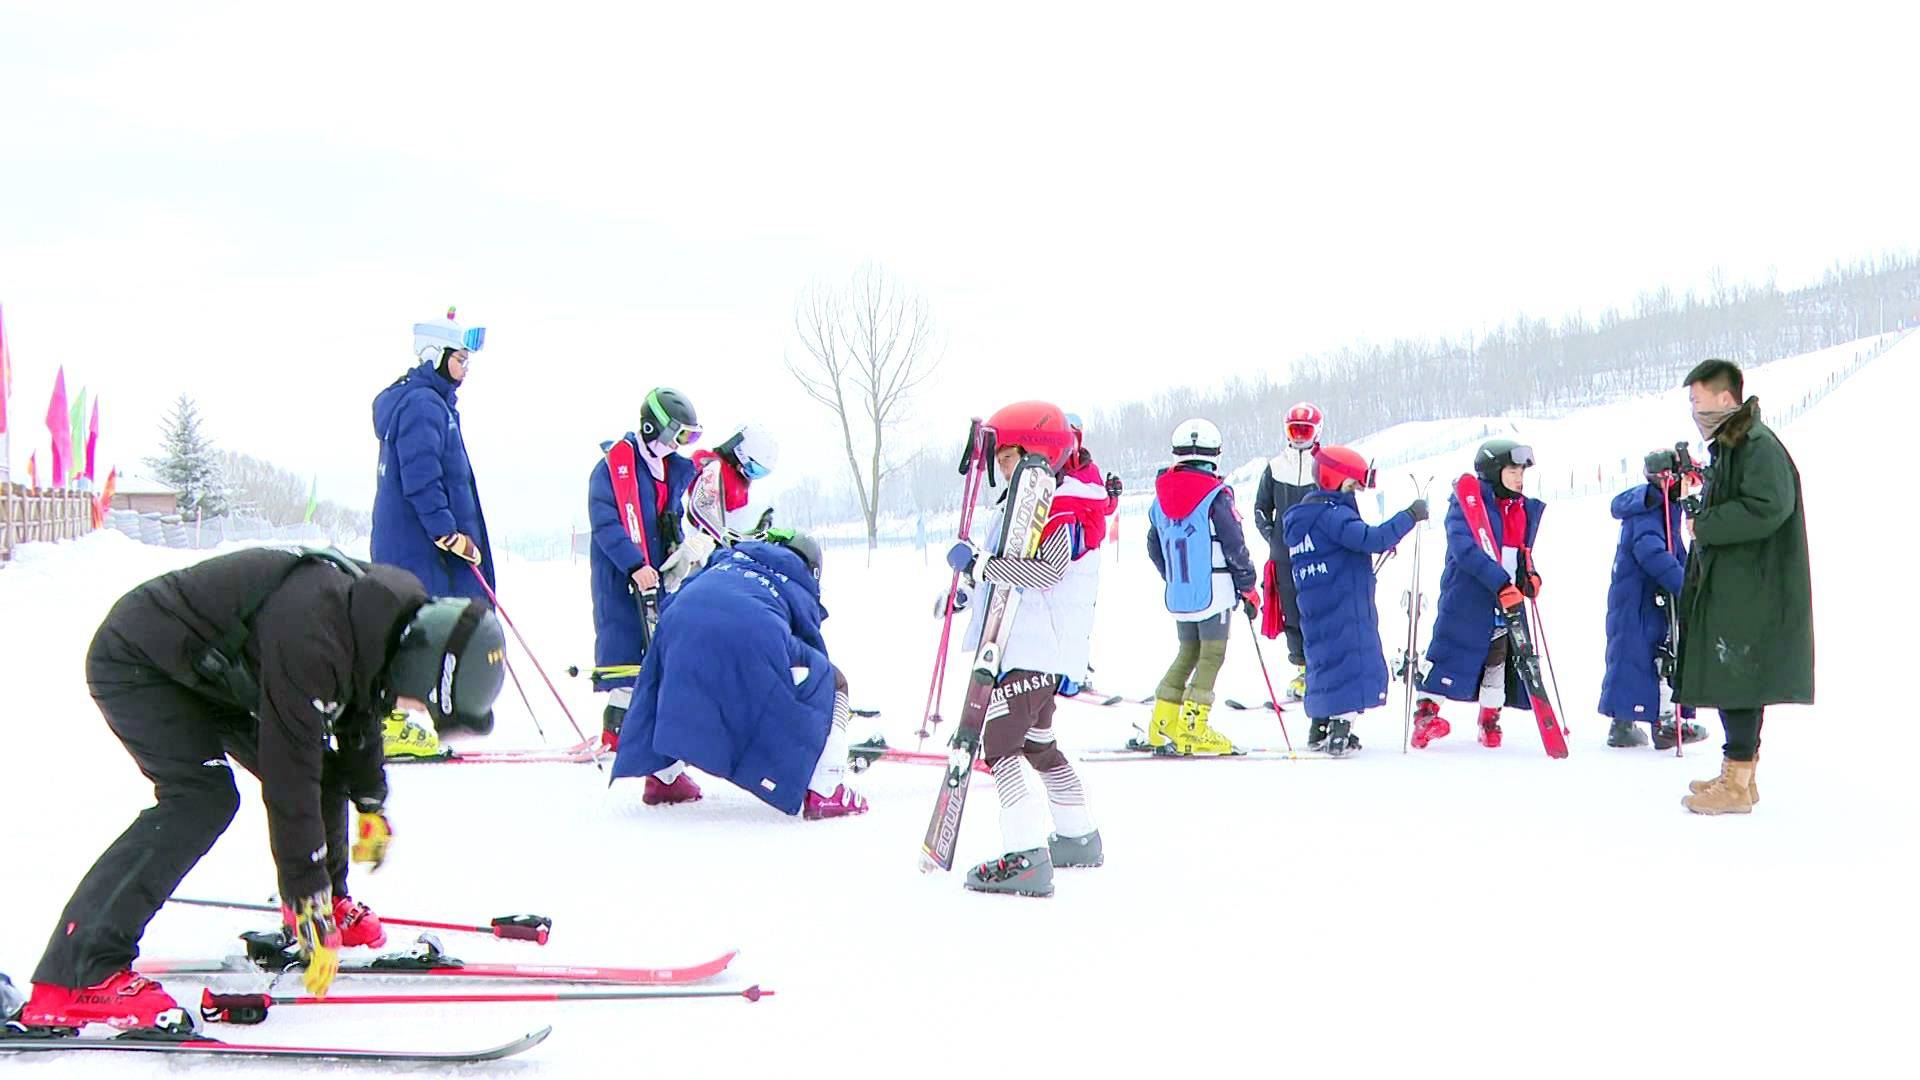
top-left (1598, 451), bottom-right (1707, 749)
top-left (1283, 446), bottom-right (1427, 755)
top-left (609, 534), bottom-right (869, 820)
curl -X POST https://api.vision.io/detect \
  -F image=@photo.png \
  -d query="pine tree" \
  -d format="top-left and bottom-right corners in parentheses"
top-left (146, 393), bottom-right (228, 518)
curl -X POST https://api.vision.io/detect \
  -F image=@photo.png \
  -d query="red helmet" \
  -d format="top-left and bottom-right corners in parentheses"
top-left (1285, 402), bottom-right (1323, 446)
top-left (986, 401), bottom-right (1076, 471)
top-left (1314, 445), bottom-right (1374, 491)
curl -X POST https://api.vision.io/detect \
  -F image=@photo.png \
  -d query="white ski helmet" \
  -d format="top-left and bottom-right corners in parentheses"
top-left (1170, 417), bottom-right (1223, 458)
top-left (413, 306), bottom-right (487, 365)
top-left (717, 424), bottom-right (780, 481)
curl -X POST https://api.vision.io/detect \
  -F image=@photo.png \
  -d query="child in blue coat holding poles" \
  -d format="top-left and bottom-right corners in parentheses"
top-left (1283, 446), bottom-right (1427, 755)
top-left (1598, 450), bottom-right (1707, 749)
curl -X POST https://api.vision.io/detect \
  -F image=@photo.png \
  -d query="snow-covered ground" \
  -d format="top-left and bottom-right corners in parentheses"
top-left (2, 334), bottom-right (1915, 1076)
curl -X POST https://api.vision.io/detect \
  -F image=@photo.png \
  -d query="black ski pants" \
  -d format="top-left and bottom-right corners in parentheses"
top-left (1720, 707), bottom-right (1764, 762)
top-left (1274, 559), bottom-right (1305, 666)
top-left (33, 626), bottom-right (352, 989)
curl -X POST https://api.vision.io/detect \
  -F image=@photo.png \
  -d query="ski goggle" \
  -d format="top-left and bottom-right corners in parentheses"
top-left (1507, 444), bottom-right (1535, 468)
top-left (741, 458), bottom-right (771, 481)
top-left (459, 326), bottom-right (486, 352)
top-left (1286, 420), bottom-right (1319, 444)
top-left (645, 393), bottom-right (702, 447)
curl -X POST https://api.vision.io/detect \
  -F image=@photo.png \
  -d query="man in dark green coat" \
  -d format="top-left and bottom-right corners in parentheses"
top-left (1673, 358), bottom-right (1814, 815)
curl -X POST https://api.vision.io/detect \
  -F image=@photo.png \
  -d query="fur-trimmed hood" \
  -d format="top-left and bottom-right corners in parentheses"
top-left (1712, 396), bottom-right (1763, 449)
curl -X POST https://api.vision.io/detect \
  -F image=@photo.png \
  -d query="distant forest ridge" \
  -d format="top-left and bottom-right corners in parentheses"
top-left (824, 254), bottom-right (1919, 524)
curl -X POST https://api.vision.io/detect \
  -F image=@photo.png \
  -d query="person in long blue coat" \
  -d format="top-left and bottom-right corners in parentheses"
top-left (1282, 446), bottom-right (1425, 755)
top-left (371, 310), bottom-right (494, 601)
top-left (1598, 456), bottom-right (1703, 749)
top-left (586, 392), bottom-right (700, 753)
top-left (1411, 440), bottom-right (1545, 750)
top-left (609, 536), bottom-right (869, 819)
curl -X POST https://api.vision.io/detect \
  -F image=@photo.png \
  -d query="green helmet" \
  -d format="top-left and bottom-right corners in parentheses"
top-left (385, 598), bottom-right (506, 729)
top-left (766, 527), bottom-right (823, 581)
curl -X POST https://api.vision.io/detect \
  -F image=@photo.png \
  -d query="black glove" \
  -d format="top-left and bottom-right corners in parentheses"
top-left (754, 507), bottom-right (776, 534)
top-left (1406, 499), bottom-right (1429, 523)
top-left (1515, 549), bottom-right (1541, 598)
top-left (1679, 495), bottom-right (1703, 518)
top-left (1105, 473), bottom-right (1123, 499)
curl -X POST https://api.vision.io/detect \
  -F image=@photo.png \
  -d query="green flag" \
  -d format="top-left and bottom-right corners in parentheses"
top-left (303, 475), bottom-right (319, 524)
top-left (68, 387), bottom-right (87, 484)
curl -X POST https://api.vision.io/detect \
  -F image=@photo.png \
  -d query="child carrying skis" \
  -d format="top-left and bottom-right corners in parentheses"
top-left (944, 401), bottom-right (1103, 897)
top-left (1145, 418), bottom-right (1261, 756)
top-left (1599, 450), bottom-right (1706, 749)
top-left (1283, 447), bottom-right (1427, 755)
top-left (1410, 439), bottom-right (1545, 750)
top-left (668, 424), bottom-right (779, 588)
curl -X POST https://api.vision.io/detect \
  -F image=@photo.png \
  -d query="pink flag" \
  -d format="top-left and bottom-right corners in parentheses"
top-left (46, 367), bottom-right (70, 487)
top-left (85, 397), bottom-right (100, 483)
top-left (0, 302), bottom-right (12, 436)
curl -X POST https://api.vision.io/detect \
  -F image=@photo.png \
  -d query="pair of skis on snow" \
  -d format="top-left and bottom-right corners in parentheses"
top-left (2, 898), bottom-right (751, 1062)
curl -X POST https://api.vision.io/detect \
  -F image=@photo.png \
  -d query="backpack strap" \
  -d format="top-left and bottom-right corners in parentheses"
top-left (193, 547), bottom-right (365, 713)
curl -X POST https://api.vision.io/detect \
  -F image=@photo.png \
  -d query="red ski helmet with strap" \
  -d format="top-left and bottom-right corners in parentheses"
top-left (1314, 445), bottom-right (1374, 491)
top-left (986, 401), bottom-right (1075, 471)
top-left (1285, 402), bottom-right (1323, 446)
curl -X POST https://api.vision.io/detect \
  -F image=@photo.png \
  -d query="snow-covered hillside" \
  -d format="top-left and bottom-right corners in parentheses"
top-left (0, 334), bottom-right (1913, 1077)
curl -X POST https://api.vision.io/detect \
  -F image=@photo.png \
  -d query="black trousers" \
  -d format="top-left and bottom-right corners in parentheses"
top-left (1720, 707), bottom-right (1764, 762)
top-left (33, 627), bottom-right (352, 989)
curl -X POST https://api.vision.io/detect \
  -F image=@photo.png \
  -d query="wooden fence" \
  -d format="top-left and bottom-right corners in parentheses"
top-left (0, 484), bottom-right (96, 564)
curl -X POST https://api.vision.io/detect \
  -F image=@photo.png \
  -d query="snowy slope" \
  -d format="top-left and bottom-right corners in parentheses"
top-left (1, 335), bottom-right (1915, 1077)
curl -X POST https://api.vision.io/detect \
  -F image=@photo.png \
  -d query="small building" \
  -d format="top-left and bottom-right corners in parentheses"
top-left (111, 474), bottom-right (179, 516)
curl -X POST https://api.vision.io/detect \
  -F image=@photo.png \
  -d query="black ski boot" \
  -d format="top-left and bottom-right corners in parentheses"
top-left (1607, 717), bottom-right (1649, 748)
top-left (1307, 718), bottom-right (1331, 753)
top-left (1327, 717), bottom-right (1358, 758)
top-left (1654, 716), bottom-right (1707, 750)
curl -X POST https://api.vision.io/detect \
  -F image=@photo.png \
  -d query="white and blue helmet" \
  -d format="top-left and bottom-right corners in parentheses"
top-left (413, 306), bottom-right (487, 365)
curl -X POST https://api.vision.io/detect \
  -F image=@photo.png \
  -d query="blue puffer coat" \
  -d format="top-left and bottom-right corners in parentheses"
top-left (1598, 483), bottom-right (1688, 721)
top-left (586, 435), bottom-right (696, 690)
top-left (1283, 491), bottom-right (1416, 718)
top-left (610, 543), bottom-right (835, 816)
top-left (371, 361), bottom-right (494, 598)
top-left (1417, 477), bottom-right (1544, 707)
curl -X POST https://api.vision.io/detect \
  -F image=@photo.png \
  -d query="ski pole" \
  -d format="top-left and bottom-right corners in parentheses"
top-left (201, 985), bottom-right (769, 1024)
top-left (568, 663), bottom-right (641, 679)
top-left (167, 897), bottom-right (552, 944)
top-left (499, 652), bottom-right (549, 742)
top-left (1527, 596), bottom-right (1570, 739)
top-left (1243, 609), bottom-right (1295, 752)
top-left (919, 421), bottom-right (987, 750)
top-left (1660, 476), bottom-right (1683, 758)
top-left (467, 563), bottom-right (598, 766)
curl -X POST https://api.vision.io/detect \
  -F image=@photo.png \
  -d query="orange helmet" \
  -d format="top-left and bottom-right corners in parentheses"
top-left (1314, 445), bottom-right (1374, 491)
top-left (986, 401), bottom-right (1076, 471)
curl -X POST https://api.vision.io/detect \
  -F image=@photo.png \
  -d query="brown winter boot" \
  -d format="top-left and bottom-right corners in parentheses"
top-left (1682, 759), bottom-right (1755, 815)
top-left (1689, 752), bottom-right (1759, 804)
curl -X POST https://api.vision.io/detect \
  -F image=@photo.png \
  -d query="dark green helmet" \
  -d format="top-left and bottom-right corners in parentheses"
top-left (639, 387), bottom-right (701, 448)
top-left (386, 598), bottom-right (506, 729)
top-left (1474, 438), bottom-right (1535, 496)
top-left (767, 527), bottom-right (823, 581)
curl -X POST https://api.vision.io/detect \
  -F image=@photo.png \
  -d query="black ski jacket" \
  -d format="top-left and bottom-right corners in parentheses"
top-left (94, 548), bottom-right (426, 898)
top-left (1254, 446), bottom-right (1319, 558)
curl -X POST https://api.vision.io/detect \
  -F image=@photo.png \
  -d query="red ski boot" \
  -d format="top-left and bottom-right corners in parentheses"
top-left (1409, 699), bottom-right (1450, 749)
top-left (18, 971), bottom-right (189, 1031)
top-left (281, 895), bottom-right (386, 949)
top-left (1477, 707), bottom-right (1503, 748)
top-left (644, 772), bottom-right (703, 805)
top-left (333, 896), bottom-right (387, 949)
top-left (803, 784), bottom-right (869, 820)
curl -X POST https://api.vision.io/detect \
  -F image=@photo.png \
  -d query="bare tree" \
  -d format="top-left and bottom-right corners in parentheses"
top-left (786, 265), bottom-right (941, 552)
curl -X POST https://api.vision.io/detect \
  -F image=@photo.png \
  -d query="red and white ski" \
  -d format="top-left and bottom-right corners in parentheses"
top-left (140, 944), bottom-right (738, 987)
top-left (1451, 475), bottom-right (1569, 758)
top-left (0, 1024), bottom-right (551, 1063)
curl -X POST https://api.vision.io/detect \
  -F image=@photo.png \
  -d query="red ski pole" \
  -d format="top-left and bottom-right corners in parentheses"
top-left (1243, 610), bottom-right (1295, 752)
top-left (918, 422), bottom-right (988, 750)
top-left (202, 985), bottom-right (768, 1024)
top-left (467, 563), bottom-right (597, 762)
top-left (167, 897), bottom-right (552, 944)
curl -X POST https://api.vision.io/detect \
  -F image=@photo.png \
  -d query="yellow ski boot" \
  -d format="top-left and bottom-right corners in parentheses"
top-left (1146, 699), bottom-right (1182, 749)
top-left (382, 711), bottom-right (442, 760)
top-left (1175, 701), bottom-right (1237, 756)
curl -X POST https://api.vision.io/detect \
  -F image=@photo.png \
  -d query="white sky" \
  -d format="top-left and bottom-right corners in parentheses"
top-left (3, 1), bottom-right (1916, 533)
